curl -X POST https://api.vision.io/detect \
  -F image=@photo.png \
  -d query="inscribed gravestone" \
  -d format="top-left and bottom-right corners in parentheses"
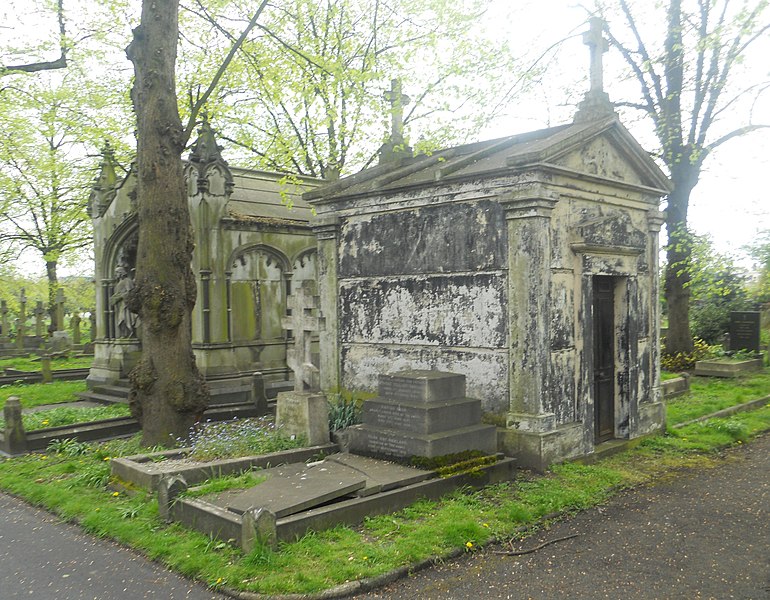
top-left (729, 311), bottom-right (761, 353)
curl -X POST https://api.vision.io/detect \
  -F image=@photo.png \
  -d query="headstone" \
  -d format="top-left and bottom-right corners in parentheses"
top-left (14, 317), bottom-right (24, 351)
top-left (16, 289), bottom-right (27, 349)
top-left (89, 311), bottom-right (97, 342)
top-left (40, 356), bottom-right (53, 383)
top-left (33, 301), bottom-right (46, 337)
top-left (281, 280), bottom-right (321, 392)
top-left (55, 288), bottom-right (66, 332)
top-left (251, 372), bottom-right (268, 414)
top-left (71, 313), bottom-right (82, 345)
top-left (347, 370), bottom-right (497, 459)
top-left (2, 397), bottom-right (27, 454)
top-left (0, 300), bottom-right (9, 341)
top-left (729, 311), bottom-right (761, 354)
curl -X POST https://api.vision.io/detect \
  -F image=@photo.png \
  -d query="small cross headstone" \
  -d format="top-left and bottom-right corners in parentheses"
top-left (71, 313), bottom-right (82, 345)
top-left (14, 317), bottom-right (24, 350)
top-left (281, 281), bottom-right (321, 392)
top-left (89, 311), bottom-right (97, 341)
top-left (55, 288), bottom-right (66, 331)
top-left (0, 300), bottom-right (9, 340)
top-left (34, 301), bottom-right (46, 337)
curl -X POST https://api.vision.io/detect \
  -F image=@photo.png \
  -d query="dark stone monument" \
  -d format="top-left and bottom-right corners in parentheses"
top-left (348, 370), bottom-right (497, 459)
top-left (729, 311), bottom-right (761, 354)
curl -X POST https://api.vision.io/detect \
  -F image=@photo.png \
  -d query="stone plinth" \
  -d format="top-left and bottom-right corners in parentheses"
top-left (694, 358), bottom-right (764, 378)
top-left (348, 370), bottom-right (497, 459)
top-left (275, 391), bottom-right (330, 446)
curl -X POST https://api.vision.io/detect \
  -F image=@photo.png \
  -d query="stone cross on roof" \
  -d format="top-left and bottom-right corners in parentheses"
top-left (574, 16), bottom-right (615, 123)
top-left (584, 16), bottom-right (608, 94)
top-left (384, 78), bottom-right (410, 143)
top-left (281, 281), bottom-right (321, 392)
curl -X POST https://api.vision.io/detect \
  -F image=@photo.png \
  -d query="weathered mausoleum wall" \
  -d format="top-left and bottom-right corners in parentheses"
top-left (307, 114), bottom-right (671, 469)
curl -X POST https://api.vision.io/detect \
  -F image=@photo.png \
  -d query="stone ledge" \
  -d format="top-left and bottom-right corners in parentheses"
top-left (694, 358), bottom-right (764, 378)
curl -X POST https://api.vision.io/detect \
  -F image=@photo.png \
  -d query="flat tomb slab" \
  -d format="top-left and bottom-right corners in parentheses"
top-left (225, 461), bottom-right (366, 518)
top-left (693, 358), bottom-right (763, 378)
top-left (324, 453), bottom-right (433, 496)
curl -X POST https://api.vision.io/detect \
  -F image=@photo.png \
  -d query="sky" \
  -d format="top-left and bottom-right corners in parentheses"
top-left (2, 0), bottom-right (769, 276)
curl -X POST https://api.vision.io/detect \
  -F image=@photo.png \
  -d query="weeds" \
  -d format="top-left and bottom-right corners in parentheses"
top-left (186, 417), bottom-right (305, 461)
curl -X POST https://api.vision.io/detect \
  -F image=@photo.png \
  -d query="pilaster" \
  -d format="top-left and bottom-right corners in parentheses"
top-left (313, 216), bottom-right (341, 392)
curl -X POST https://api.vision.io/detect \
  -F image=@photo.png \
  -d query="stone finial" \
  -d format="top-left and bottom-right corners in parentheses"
top-left (189, 112), bottom-right (224, 166)
top-left (574, 17), bottom-right (615, 123)
top-left (89, 141), bottom-right (119, 217)
top-left (379, 78), bottom-right (413, 164)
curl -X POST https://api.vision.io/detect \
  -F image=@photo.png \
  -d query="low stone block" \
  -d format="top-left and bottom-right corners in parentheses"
top-left (2, 396), bottom-right (27, 454)
top-left (276, 391), bottom-right (330, 446)
top-left (378, 370), bottom-right (466, 404)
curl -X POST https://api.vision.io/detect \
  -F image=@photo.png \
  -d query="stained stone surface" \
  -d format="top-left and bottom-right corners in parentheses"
top-left (225, 461), bottom-right (366, 517)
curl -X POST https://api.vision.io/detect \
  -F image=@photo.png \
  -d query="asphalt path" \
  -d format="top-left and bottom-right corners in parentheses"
top-left (359, 433), bottom-right (770, 600)
top-left (0, 492), bottom-right (226, 600)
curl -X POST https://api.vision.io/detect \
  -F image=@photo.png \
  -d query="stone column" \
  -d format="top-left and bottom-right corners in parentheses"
top-left (312, 216), bottom-right (341, 392)
top-left (501, 183), bottom-right (558, 432)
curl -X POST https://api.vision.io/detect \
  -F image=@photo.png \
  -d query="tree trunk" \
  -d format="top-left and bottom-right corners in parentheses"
top-left (45, 260), bottom-right (58, 331)
top-left (126, 0), bottom-right (209, 447)
top-left (663, 148), bottom-right (702, 355)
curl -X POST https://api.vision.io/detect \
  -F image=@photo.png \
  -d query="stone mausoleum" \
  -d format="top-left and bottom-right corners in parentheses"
top-left (306, 21), bottom-right (672, 469)
top-left (86, 119), bottom-right (320, 406)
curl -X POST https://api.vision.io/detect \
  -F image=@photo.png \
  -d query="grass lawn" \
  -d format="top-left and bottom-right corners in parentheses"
top-left (666, 370), bottom-right (770, 425)
top-left (0, 371), bottom-right (767, 595)
top-left (0, 355), bottom-right (93, 372)
top-left (0, 380), bottom-right (87, 410)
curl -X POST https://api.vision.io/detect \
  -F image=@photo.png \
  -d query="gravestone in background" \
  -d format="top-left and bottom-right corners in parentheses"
top-left (729, 311), bottom-right (761, 354)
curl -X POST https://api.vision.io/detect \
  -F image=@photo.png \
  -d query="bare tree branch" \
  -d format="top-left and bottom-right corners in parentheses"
top-left (2, 0), bottom-right (68, 75)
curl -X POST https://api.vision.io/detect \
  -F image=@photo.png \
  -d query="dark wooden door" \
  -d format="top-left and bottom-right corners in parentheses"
top-left (593, 276), bottom-right (615, 443)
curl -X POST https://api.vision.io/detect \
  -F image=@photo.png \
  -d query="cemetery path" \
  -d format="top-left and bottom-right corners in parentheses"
top-left (0, 492), bottom-right (227, 600)
top-left (359, 433), bottom-right (770, 600)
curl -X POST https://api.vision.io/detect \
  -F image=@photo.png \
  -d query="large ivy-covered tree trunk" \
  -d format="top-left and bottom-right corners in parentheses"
top-left (125, 0), bottom-right (209, 446)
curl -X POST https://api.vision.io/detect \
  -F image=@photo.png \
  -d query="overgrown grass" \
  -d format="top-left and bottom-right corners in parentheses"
top-left (187, 417), bottom-right (306, 461)
top-left (0, 377), bottom-right (767, 595)
top-left (0, 380), bottom-right (87, 409)
top-left (0, 354), bottom-right (93, 372)
top-left (666, 371), bottom-right (770, 425)
top-left (0, 403), bottom-right (130, 431)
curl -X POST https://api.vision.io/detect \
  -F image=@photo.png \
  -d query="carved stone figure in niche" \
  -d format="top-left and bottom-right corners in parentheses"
top-left (110, 266), bottom-right (139, 338)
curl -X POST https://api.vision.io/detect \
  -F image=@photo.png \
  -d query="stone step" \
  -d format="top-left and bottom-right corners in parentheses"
top-left (348, 423), bottom-right (497, 459)
top-left (76, 391), bottom-right (129, 405)
top-left (92, 384), bottom-right (131, 398)
top-left (362, 396), bottom-right (482, 435)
